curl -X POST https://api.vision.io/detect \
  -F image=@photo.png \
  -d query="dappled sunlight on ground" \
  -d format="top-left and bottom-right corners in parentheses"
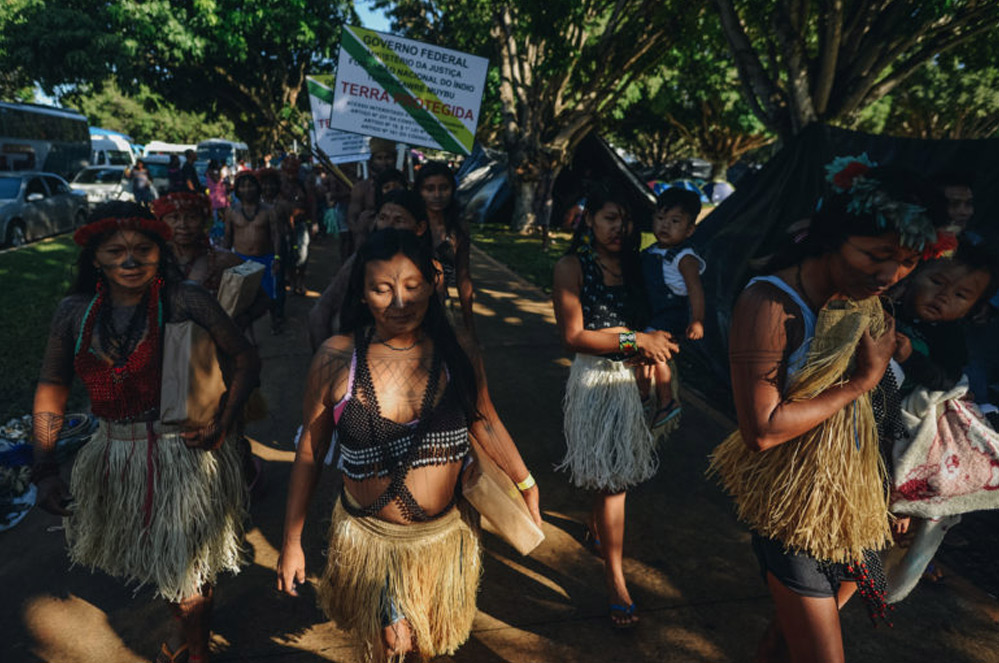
top-left (23, 594), bottom-right (145, 663)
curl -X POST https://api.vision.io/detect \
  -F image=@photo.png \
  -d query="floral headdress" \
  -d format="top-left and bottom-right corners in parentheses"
top-left (823, 154), bottom-right (954, 259)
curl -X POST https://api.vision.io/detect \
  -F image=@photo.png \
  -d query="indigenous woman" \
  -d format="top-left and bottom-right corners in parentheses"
top-left (279, 228), bottom-right (541, 662)
top-left (552, 184), bottom-right (678, 627)
top-left (708, 158), bottom-right (948, 662)
top-left (205, 159), bottom-right (230, 243)
top-left (415, 161), bottom-right (475, 332)
top-left (154, 191), bottom-right (240, 295)
top-left (32, 202), bottom-right (261, 663)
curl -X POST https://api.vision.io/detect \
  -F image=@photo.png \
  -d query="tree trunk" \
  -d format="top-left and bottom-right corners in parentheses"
top-left (709, 158), bottom-right (729, 182)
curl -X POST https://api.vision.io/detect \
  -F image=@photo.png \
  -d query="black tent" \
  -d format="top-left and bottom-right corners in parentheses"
top-left (688, 123), bottom-right (999, 390)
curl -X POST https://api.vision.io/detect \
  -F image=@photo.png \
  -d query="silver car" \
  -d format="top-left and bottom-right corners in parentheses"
top-left (71, 165), bottom-right (147, 206)
top-left (0, 172), bottom-right (89, 247)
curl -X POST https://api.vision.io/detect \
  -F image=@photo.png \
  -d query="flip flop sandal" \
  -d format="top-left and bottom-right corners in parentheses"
top-left (609, 603), bottom-right (638, 629)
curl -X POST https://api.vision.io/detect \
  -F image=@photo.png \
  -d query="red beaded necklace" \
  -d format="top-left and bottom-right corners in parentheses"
top-left (74, 276), bottom-right (165, 420)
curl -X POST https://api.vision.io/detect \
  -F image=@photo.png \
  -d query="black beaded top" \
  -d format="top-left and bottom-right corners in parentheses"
top-left (578, 248), bottom-right (635, 330)
top-left (336, 329), bottom-right (469, 522)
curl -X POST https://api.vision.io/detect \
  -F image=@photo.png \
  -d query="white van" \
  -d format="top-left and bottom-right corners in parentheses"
top-left (91, 134), bottom-right (136, 167)
top-left (144, 141), bottom-right (195, 158)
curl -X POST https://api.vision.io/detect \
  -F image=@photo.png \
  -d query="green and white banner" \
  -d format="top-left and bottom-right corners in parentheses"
top-left (307, 75), bottom-right (370, 164)
top-left (332, 26), bottom-right (488, 155)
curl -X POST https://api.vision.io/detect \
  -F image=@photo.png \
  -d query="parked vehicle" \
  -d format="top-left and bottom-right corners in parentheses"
top-left (0, 172), bottom-right (88, 247)
top-left (142, 154), bottom-right (172, 193)
top-left (71, 166), bottom-right (150, 205)
top-left (143, 141), bottom-right (196, 158)
top-left (90, 128), bottom-right (136, 167)
top-left (0, 102), bottom-right (90, 181)
top-left (196, 139), bottom-right (249, 170)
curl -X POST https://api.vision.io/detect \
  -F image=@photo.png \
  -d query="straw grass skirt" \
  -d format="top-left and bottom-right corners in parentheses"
top-left (709, 297), bottom-right (892, 563)
top-left (557, 354), bottom-right (658, 493)
top-left (66, 419), bottom-right (246, 603)
top-left (318, 496), bottom-right (481, 662)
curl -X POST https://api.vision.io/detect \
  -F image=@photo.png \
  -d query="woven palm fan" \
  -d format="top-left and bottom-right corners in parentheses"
top-left (709, 296), bottom-right (892, 563)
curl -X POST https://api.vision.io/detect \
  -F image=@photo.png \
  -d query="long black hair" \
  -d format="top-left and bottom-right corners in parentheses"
top-left (70, 201), bottom-right (182, 295)
top-left (766, 165), bottom-right (949, 273)
top-left (565, 182), bottom-right (648, 327)
top-left (340, 227), bottom-right (480, 422)
top-left (415, 160), bottom-right (462, 237)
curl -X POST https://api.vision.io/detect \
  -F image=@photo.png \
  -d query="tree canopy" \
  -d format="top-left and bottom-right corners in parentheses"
top-left (714, 0), bottom-right (999, 139)
top-left (0, 0), bottom-right (354, 151)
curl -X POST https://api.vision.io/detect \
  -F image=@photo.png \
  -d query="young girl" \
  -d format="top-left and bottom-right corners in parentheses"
top-left (552, 183), bottom-right (678, 627)
top-left (709, 157), bottom-right (948, 662)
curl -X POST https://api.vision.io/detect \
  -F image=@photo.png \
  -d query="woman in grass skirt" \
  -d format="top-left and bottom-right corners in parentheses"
top-left (32, 202), bottom-right (260, 663)
top-left (278, 228), bottom-right (541, 662)
top-left (552, 183), bottom-right (679, 628)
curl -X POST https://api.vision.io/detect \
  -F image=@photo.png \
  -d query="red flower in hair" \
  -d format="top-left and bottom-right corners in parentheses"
top-left (833, 161), bottom-right (870, 191)
top-left (922, 230), bottom-right (958, 261)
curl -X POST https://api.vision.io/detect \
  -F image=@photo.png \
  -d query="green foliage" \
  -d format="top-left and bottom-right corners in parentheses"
top-left (62, 80), bottom-right (236, 145)
top-left (0, 236), bottom-right (86, 420)
top-left (606, 9), bottom-right (771, 174)
top-left (0, 0), bottom-right (355, 151)
top-left (850, 44), bottom-right (999, 139)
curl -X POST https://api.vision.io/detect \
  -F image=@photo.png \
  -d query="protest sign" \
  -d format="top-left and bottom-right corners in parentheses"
top-left (307, 75), bottom-right (371, 164)
top-left (332, 26), bottom-right (488, 155)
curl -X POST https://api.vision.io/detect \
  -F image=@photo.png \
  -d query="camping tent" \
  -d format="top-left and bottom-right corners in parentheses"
top-left (689, 123), bottom-right (999, 389)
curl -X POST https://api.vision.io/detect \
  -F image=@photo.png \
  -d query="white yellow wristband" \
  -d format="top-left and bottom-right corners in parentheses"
top-left (516, 473), bottom-right (536, 491)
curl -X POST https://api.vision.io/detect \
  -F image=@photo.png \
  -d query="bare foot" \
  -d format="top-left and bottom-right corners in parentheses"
top-left (382, 618), bottom-right (413, 660)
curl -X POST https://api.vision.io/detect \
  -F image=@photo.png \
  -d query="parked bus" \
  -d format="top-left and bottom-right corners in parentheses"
top-left (196, 139), bottom-right (250, 169)
top-left (0, 102), bottom-right (90, 180)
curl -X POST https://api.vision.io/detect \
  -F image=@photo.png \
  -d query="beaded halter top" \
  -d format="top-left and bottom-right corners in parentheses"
top-left (334, 329), bottom-right (470, 522)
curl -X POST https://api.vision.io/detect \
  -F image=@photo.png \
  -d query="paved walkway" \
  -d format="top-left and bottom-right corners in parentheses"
top-left (5, 235), bottom-right (999, 662)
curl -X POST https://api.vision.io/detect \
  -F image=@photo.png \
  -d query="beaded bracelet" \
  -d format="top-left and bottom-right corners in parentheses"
top-left (516, 473), bottom-right (536, 491)
top-left (618, 330), bottom-right (637, 355)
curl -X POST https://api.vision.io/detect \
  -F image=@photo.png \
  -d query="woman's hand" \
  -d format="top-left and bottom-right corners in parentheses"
top-left (520, 485), bottom-right (542, 527)
top-left (686, 320), bottom-right (704, 341)
top-left (852, 315), bottom-right (897, 393)
top-left (181, 418), bottom-right (226, 451)
top-left (37, 475), bottom-right (73, 516)
top-left (277, 540), bottom-right (307, 596)
top-left (636, 331), bottom-right (680, 363)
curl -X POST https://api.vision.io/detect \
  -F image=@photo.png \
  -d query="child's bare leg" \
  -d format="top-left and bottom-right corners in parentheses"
top-left (653, 360), bottom-right (673, 409)
top-left (634, 363), bottom-right (654, 401)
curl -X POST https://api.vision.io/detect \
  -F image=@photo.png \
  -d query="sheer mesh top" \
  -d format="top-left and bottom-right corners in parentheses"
top-left (334, 329), bottom-right (470, 522)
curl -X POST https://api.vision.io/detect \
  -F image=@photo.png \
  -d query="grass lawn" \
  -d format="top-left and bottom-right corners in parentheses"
top-left (0, 236), bottom-right (85, 420)
top-left (469, 223), bottom-right (572, 292)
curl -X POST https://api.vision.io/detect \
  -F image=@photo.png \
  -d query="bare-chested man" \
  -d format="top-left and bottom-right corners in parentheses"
top-left (258, 167), bottom-right (294, 329)
top-left (345, 137), bottom-right (396, 256)
top-left (224, 171), bottom-right (285, 331)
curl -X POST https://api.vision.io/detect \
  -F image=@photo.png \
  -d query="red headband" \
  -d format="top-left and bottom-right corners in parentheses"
top-left (73, 216), bottom-right (173, 246)
top-left (150, 191), bottom-right (212, 221)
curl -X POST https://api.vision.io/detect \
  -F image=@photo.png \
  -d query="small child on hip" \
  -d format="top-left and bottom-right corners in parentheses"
top-left (639, 188), bottom-right (706, 432)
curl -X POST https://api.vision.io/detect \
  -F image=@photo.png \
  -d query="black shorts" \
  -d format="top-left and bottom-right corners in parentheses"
top-left (751, 532), bottom-right (849, 598)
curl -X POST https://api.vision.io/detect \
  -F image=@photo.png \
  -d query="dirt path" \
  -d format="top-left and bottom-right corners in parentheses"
top-left (5, 235), bottom-right (999, 662)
